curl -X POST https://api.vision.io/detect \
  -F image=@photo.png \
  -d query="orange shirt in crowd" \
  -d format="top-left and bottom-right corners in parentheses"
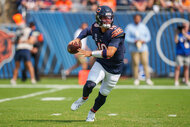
top-left (182, 0), bottom-right (190, 6)
top-left (98, 0), bottom-right (116, 11)
top-left (55, 0), bottom-right (72, 12)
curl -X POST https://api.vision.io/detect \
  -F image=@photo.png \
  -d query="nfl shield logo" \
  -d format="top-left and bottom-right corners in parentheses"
top-left (0, 30), bottom-right (15, 69)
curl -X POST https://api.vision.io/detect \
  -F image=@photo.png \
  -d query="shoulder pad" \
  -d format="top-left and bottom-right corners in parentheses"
top-left (109, 25), bottom-right (117, 30)
top-left (111, 27), bottom-right (124, 38)
top-left (93, 23), bottom-right (100, 27)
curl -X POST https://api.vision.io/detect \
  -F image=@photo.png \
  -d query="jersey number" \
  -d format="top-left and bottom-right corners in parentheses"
top-left (97, 43), bottom-right (107, 50)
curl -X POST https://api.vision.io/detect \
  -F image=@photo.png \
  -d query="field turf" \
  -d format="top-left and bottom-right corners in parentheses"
top-left (0, 77), bottom-right (190, 127)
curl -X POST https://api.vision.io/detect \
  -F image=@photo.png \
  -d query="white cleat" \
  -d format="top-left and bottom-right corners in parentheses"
top-left (86, 110), bottom-right (95, 122)
top-left (134, 79), bottom-right (140, 86)
top-left (31, 79), bottom-right (36, 84)
top-left (10, 79), bottom-right (16, 85)
top-left (174, 81), bottom-right (179, 87)
top-left (185, 82), bottom-right (190, 87)
top-left (146, 79), bottom-right (154, 86)
top-left (71, 97), bottom-right (87, 111)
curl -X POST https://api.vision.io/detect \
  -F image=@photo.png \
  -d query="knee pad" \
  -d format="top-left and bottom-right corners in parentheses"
top-left (83, 81), bottom-right (96, 97)
top-left (84, 81), bottom-right (96, 89)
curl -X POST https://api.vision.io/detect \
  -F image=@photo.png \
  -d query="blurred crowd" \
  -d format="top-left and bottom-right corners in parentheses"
top-left (0, 0), bottom-right (189, 23)
top-left (16, 0), bottom-right (190, 13)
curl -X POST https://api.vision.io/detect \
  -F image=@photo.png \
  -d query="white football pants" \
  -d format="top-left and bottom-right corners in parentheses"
top-left (87, 62), bottom-right (121, 96)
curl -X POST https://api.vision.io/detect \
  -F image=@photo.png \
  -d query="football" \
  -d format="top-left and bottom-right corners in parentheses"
top-left (67, 41), bottom-right (82, 54)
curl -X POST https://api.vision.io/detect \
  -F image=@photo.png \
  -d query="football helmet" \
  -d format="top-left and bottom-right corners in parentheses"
top-left (96, 6), bottom-right (114, 29)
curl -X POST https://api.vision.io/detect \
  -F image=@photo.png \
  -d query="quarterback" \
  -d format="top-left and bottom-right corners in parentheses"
top-left (70, 6), bottom-right (125, 122)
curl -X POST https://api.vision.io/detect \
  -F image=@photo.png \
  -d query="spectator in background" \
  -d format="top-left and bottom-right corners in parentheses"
top-left (125, 14), bottom-right (153, 86)
top-left (72, 0), bottom-right (85, 12)
top-left (82, 0), bottom-right (98, 11)
top-left (131, 0), bottom-right (148, 12)
top-left (63, 22), bottom-right (89, 77)
top-left (147, 0), bottom-right (162, 12)
top-left (179, 0), bottom-right (190, 12)
top-left (22, 22), bottom-right (43, 82)
top-left (0, 0), bottom-right (18, 23)
top-left (98, 0), bottom-right (117, 12)
top-left (117, 0), bottom-right (130, 11)
top-left (10, 22), bottom-right (36, 85)
top-left (20, 0), bottom-right (39, 18)
top-left (174, 23), bottom-right (190, 86)
top-left (21, 0), bottom-right (39, 10)
top-left (55, 0), bottom-right (72, 12)
top-left (147, 0), bottom-right (184, 12)
top-left (38, 0), bottom-right (55, 10)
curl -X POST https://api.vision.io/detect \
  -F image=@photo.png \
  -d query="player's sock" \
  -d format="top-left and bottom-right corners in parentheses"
top-left (92, 92), bottom-right (107, 111)
top-left (82, 96), bottom-right (88, 100)
top-left (83, 81), bottom-right (96, 98)
top-left (90, 108), bottom-right (97, 113)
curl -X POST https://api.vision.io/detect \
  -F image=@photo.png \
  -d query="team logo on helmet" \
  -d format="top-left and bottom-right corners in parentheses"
top-left (0, 30), bottom-right (14, 69)
top-left (96, 7), bottom-right (101, 13)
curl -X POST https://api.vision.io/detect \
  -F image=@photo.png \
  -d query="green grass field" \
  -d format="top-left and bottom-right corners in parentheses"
top-left (0, 77), bottom-right (190, 127)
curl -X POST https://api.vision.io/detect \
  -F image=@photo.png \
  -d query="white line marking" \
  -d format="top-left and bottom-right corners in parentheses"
top-left (168, 114), bottom-right (177, 117)
top-left (51, 113), bottom-right (62, 116)
top-left (41, 97), bottom-right (66, 101)
top-left (0, 88), bottom-right (64, 103)
top-left (0, 85), bottom-right (189, 103)
top-left (0, 84), bottom-right (190, 89)
top-left (108, 113), bottom-right (118, 116)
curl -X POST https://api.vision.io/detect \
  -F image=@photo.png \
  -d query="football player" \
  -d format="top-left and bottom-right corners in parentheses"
top-left (70, 5), bottom-right (125, 122)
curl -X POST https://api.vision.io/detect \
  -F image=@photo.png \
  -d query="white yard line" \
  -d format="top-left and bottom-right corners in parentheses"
top-left (0, 88), bottom-right (64, 103)
top-left (0, 84), bottom-right (189, 103)
top-left (0, 84), bottom-right (190, 89)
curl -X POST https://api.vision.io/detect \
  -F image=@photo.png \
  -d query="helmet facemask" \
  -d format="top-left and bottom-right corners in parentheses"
top-left (101, 15), bottom-right (113, 29)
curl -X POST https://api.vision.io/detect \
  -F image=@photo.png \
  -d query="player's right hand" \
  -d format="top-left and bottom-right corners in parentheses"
top-left (77, 49), bottom-right (92, 57)
top-left (69, 38), bottom-right (81, 45)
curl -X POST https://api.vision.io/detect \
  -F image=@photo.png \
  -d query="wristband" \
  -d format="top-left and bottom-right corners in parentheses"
top-left (92, 50), bottom-right (103, 58)
top-left (102, 49), bottom-right (107, 58)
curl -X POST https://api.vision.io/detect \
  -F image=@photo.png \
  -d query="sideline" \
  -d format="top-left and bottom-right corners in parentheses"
top-left (0, 84), bottom-right (190, 89)
top-left (0, 84), bottom-right (190, 103)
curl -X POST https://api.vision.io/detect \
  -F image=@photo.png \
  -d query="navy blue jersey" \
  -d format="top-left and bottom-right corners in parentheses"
top-left (78, 22), bottom-right (125, 74)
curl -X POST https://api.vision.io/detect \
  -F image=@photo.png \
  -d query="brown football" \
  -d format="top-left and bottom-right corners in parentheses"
top-left (67, 41), bottom-right (82, 54)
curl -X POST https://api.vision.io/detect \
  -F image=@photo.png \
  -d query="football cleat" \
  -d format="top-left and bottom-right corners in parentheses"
top-left (71, 97), bottom-right (87, 111)
top-left (86, 110), bottom-right (95, 122)
top-left (174, 81), bottom-right (179, 86)
top-left (185, 82), bottom-right (190, 86)
top-left (146, 79), bottom-right (154, 86)
top-left (31, 79), bottom-right (36, 84)
top-left (134, 79), bottom-right (140, 86)
top-left (10, 79), bottom-right (17, 85)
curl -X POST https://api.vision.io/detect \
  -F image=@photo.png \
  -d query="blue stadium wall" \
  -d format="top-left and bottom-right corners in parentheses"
top-left (0, 11), bottom-right (189, 78)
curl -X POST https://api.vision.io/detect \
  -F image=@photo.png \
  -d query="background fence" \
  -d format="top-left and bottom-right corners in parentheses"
top-left (0, 11), bottom-right (189, 78)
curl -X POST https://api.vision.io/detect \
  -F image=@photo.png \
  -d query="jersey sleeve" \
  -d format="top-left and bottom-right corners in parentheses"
top-left (111, 26), bottom-right (125, 39)
top-left (77, 26), bottom-right (92, 40)
top-left (108, 26), bottom-right (125, 48)
top-left (108, 37), bottom-right (121, 48)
